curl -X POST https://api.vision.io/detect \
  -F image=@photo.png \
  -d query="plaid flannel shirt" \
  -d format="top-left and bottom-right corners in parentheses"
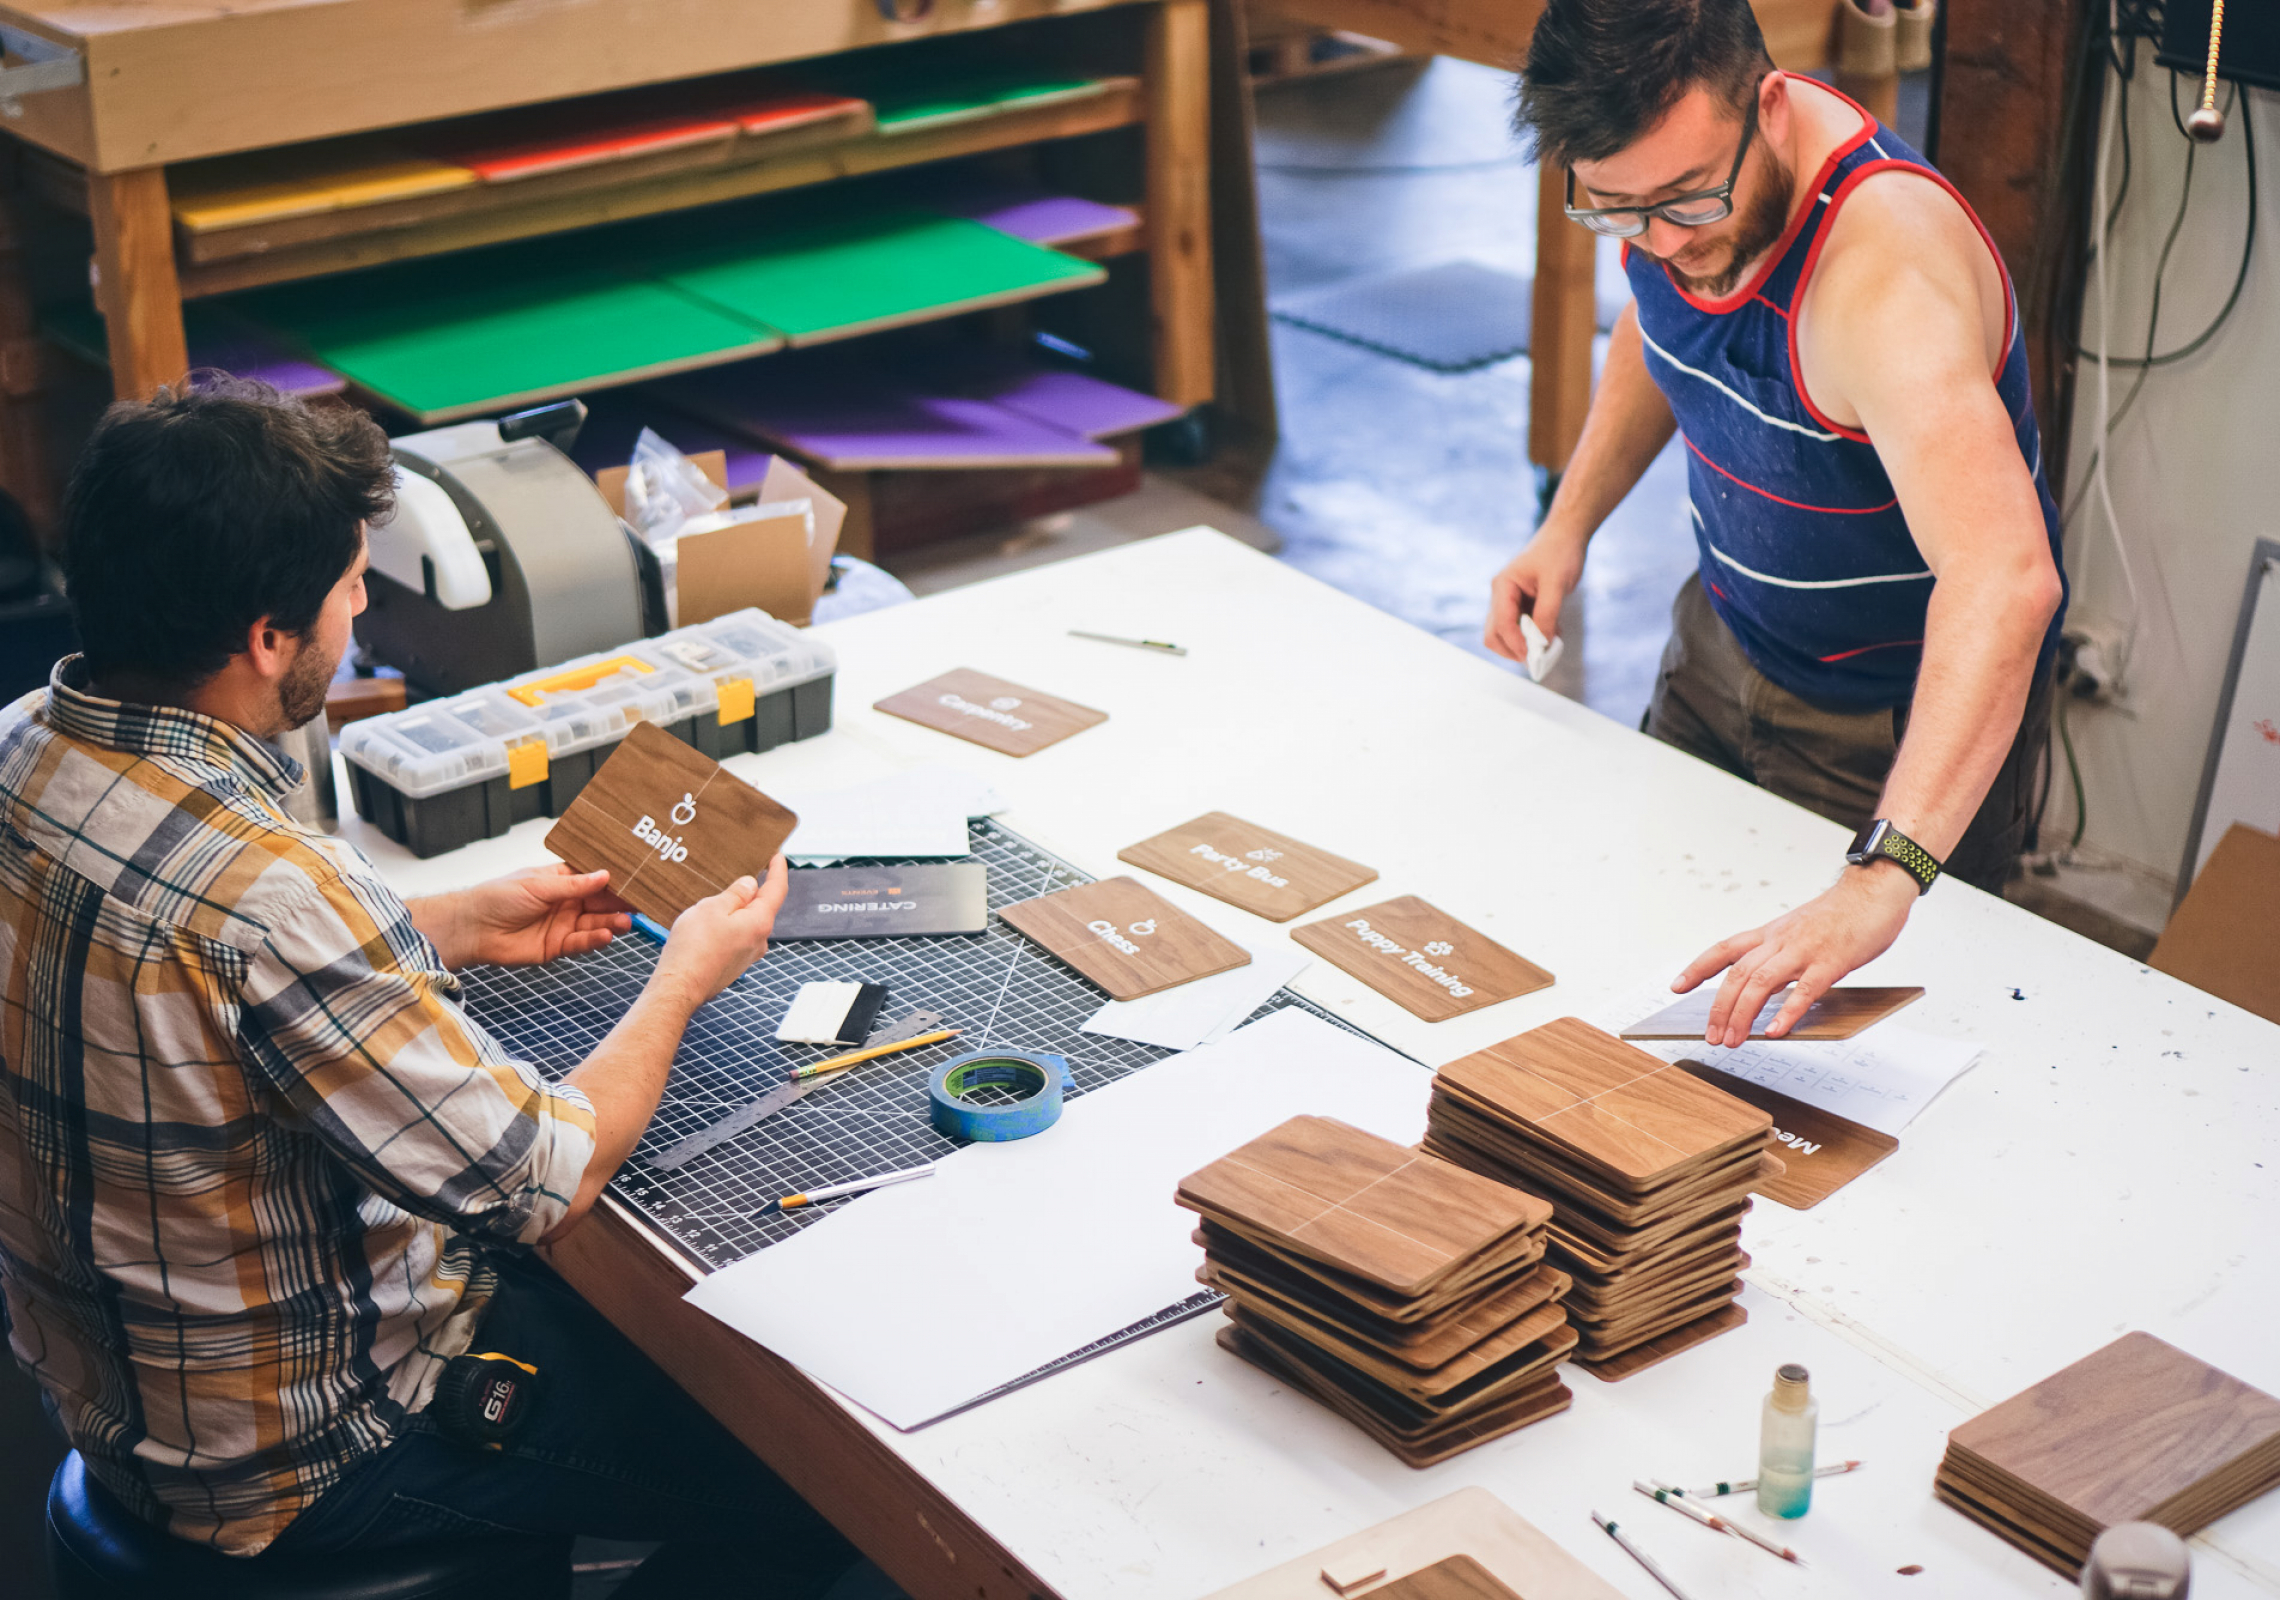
top-left (0, 658), bottom-right (595, 1555)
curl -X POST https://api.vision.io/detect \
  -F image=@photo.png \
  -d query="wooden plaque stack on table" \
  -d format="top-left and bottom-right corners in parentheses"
top-left (1934, 1331), bottom-right (2280, 1577)
top-left (1176, 1116), bottom-right (1575, 1466)
top-left (1423, 1018), bottom-right (1777, 1381)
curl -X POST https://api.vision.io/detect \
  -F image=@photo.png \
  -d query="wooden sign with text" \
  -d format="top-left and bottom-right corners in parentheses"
top-left (1293, 896), bottom-right (1552, 1022)
top-left (1673, 1061), bottom-right (1899, 1209)
top-left (544, 720), bottom-right (798, 926)
top-left (873, 668), bottom-right (1106, 757)
top-left (999, 875), bottom-right (1250, 1000)
top-left (1620, 985), bottom-right (1923, 1042)
top-left (1118, 812), bottom-right (1376, 922)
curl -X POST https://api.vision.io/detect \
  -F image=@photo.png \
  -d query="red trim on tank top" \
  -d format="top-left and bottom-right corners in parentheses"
top-left (1661, 75), bottom-right (1877, 315)
top-left (1684, 437), bottom-right (1899, 514)
top-left (1819, 638), bottom-right (1923, 662)
top-left (1785, 158), bottom-right (2021, 444)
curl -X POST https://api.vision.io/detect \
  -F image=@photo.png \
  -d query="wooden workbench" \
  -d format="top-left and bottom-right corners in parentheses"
top-left (0, 0), bottom-right (1217, 521)
top-left (348, 527), bottom-right (2280, 1600)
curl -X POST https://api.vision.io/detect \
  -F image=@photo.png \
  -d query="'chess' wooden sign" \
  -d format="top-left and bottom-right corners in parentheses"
top-left (873, 668), bottom-right (1106, 757)
top-left (544, 720), bottom-right (799, 926)
top-left (999, 876), bottom-right (1251, 1000)
top-left (1119, 813), bottom-right (1377, 922)
top-left (1294, 897), bottom-right (1553, 1022)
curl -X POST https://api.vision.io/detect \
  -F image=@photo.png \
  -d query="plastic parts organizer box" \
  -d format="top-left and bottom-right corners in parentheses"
top-left (342, 608), bottom-right (833, 858)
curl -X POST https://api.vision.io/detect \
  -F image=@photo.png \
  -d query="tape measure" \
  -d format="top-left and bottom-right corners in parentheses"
top-left (928, 1051), bottom-right (1073, 1141)
top-left (430, 1351), bottom-right (543, 1451)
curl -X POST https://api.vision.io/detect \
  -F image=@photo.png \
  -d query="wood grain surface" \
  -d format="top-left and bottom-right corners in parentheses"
top-left (1436, 1017), bottom-right (1770, 1188)
top-left (1119, 811), bottom-right (1376, 921)
top-left (1292, 897), bottom-right (1552, 1022)
top-left (1198, 1484), bottom-right (1632, 1600)
top-left (873, 667), bottom-right (1107, 756)
top-left (998, 875), bottom-right (1249, 999)
top-left (1195, 1222), bottom-right (1549, 1329)
top-left (1619, 985), bottom-right (1925, 1042)
top-left (1201, 1256), bottom-right (1570, 1371)
top-left (1945, 1331), bottom-right (2280, 1547)
top-left (1218, 1321), bottom-right (1573, 1466)
top-left (544, 720), bottom-right (798, 925)
top-left (1177, 1116), bottom-right (1547, 1295)
top-left (1571, 1303), bottom-right (1748, 1381)
top-left (1673, 1061), bottom-right (1899, 1209)
top-left (1364, 1555), bottom-right (1524, 1600)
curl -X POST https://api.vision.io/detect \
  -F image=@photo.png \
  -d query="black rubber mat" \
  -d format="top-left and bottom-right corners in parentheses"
top-left (1272, 258), bottom-right (1536, 372)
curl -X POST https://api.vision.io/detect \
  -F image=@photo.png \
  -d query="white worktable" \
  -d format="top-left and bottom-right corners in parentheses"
top-left (345, 528), bottom-right (2280, 1600)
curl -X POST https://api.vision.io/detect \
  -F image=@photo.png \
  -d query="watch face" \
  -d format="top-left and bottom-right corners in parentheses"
top-left (1849, 818), bottom-right (1886, 857)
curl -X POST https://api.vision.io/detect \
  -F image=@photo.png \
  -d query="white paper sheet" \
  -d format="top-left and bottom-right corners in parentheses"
top-left (680, 1009), bottom-right (1429, 1429)
top-left (1647, 1022), bottom-right (1983, 1137)
top-left (778, 765), bottom-right (1006, 863)
top-left (1080, 940), bottom-right (1310, 1051)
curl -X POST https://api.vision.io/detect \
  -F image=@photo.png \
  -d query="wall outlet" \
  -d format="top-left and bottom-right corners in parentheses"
top-left (2060, 619), bottom-right (2131, 704)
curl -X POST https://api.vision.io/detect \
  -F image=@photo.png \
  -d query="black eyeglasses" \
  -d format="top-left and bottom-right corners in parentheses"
top-left (1563, 87), bottom-right (1762, 239)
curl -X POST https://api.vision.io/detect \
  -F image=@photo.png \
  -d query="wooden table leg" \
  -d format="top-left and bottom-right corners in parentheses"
top-left (1146, 0), bottom-right (1217, 408)
top-left (86, 167), bottom-right (187, 402)
top-left (1527, 161), bottom-right (1596, 476)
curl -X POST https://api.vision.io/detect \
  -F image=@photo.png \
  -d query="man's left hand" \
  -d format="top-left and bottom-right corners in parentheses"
top-left (421, 865), bottom-right (634, 969)
top-left (1673, 864), bottom-right (1918, 1046)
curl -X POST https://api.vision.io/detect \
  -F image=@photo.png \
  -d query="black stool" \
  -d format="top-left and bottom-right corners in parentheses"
top-left (46, 1452), bottom-right (572, 1600)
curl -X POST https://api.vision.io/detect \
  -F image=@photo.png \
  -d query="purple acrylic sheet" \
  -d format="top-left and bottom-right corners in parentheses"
top-left (935, 187), bottom-right (1140, 247)
top-left (896, 343), bottom-right (1184, 440)
top-left (652, 350), bottom-right (1118, 472)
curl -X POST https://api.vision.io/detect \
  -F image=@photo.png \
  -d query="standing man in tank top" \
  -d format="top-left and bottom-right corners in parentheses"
top-left (1485, 0), bottom-right (2067, 1047)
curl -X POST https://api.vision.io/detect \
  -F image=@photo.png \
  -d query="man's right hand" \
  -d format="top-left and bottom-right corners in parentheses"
top-left (651, 855), bottom-right (792, 1011)
top-left (1484, 523), bottom-right (1587, 665)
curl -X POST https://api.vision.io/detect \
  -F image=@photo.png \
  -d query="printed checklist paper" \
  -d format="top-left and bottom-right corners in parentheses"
top-left (1648, 1023), bottom-right (1983, 1138)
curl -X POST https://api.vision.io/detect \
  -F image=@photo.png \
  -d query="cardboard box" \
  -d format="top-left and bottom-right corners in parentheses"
top-left (594, 449), bottom-right (846, 627)
top-left (2151, 823), bottom-right (2280, 1025)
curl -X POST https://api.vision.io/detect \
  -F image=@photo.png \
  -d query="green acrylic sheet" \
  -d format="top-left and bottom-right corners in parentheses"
top-left (230, 240), bottom-right (781, 421)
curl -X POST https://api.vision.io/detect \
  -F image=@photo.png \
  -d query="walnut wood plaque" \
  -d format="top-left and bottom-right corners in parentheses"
top-left (872, 668), bottom-right (1106, 757)
top-left (543, 719), bottom-right (798, 926)
top-left (1118, 812), bottom-right (1376, 922)
top-left (1619, 985), bottom-right (1924, 1042)
top-left (998, 875), bottom-right (1250, 1000)
top-left (1673, 1061), bottom-right (1900, 1209)
top-left (1292, 897), bottom-right (1553, 1022)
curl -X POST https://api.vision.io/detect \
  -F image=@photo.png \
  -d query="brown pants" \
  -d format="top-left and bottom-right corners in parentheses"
top-left (1642, 575), bottom-right (2049, 892)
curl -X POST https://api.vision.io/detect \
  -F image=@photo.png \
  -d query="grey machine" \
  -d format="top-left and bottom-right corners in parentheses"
top-left (355, 401), bottom-right (646, 696)
top-left (2083, 1523), bottom-right (2191, 1600)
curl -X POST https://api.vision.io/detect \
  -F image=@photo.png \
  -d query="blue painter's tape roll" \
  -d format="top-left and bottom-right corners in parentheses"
top-left (928, 1051), bottom-right (1074, 1142)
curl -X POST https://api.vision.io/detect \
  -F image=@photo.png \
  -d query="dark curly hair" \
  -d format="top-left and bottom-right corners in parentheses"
top-left (1515, 0), bottom-right (1773, 168)
top-left (62, 376), bottom-right (394, 687)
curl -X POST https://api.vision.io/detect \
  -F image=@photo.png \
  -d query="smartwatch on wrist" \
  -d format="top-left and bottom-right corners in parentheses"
top-left (1847, 818), bottom-right (1941, 895)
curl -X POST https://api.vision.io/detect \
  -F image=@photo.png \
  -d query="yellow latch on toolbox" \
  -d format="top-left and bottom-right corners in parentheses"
top-left (506, 655), bottom-right (654, 707)
top-left (716, 676), bottom-right (755, 725)
top-left (506, 738), bottom-right (549, 790)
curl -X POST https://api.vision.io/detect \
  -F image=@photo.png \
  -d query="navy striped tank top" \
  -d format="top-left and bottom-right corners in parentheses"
top-left (1624, 81), bottom-right (2067, 709)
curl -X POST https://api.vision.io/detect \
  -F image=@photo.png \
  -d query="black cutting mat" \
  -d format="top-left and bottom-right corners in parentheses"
top-left (458, 818), bottom-right (1378, 1274)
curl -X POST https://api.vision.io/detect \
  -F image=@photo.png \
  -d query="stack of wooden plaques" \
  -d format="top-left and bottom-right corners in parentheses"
top-left (1177, 1115), bottom-right (1575, 1465)
top-left (1423, 1018), bottom-right (1776, 1380)
top-left (1935, 1331), bottom-right (2280, 1577)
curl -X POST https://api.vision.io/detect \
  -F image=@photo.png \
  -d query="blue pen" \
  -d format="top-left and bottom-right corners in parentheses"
top-left (629, 912), bottom-right (671, 945)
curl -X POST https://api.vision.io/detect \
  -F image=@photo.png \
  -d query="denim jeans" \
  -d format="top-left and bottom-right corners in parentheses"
top-left (269, 1250), bottom-right (863, 1600)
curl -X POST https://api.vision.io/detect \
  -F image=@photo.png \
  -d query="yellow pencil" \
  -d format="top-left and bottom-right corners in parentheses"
top-left (788, 1028), bottom-right (961, 1081)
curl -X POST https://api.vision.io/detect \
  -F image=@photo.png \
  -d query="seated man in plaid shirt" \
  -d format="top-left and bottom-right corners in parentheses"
top-left (0, 379), bottom-right (859, 1594)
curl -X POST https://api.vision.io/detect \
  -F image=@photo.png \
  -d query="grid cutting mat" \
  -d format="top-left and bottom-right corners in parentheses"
top-left (458, 818), bottom-right (1371, 1273)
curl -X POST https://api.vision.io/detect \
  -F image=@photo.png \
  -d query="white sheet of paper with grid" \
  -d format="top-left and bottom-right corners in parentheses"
top-left (680, 1009), bottom-right (1430, 1430)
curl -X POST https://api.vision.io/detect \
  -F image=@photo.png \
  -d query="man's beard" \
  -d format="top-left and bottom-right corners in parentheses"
top-left (1659, 152), bottom-right (1796, 298)
top-left (276, 632), bottom-right (337, 734)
